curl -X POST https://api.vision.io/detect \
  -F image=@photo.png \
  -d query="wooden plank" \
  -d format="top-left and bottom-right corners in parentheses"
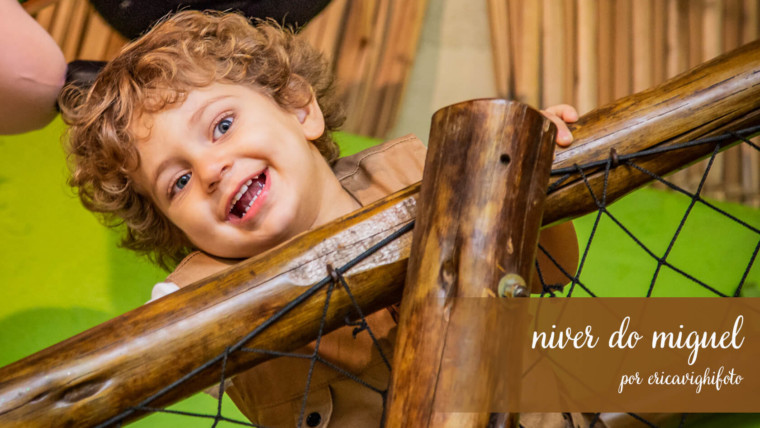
top-left (596, 0), bottom-right (614, 106)
top-left (515, 1), bottom-right (541, 106)
top-left (61, 0), bottom-right (90, 61)
top-left (576, 0), bottom-right (597, 113)
top-left (723, 0), bottom-right (744, 202)
top-left (370, 0), bottom-right (429, 137)
top-left (355, 0), bottom-right (391, 137)
top-left (543, 0), bottom-right (566, 107)
top-left (686, 0), bottom-right (706, 193)
top-left (562, 0), bottom-right (577, 105)
top-left (508, 0), bottom-right (523, 84)
top-left (77, 8), bottom-right (111, 60)
top-left (48, 0), bottom-right (74, 46)
top-left (701, 0), bottom-right (726, 200)
top-left (613, 0), bottom-right (633, 99)
top-left (632, 0), bottom-right (654, 92)
top-left (666, 0), bottom-right (690, 78)
top-left (299, 0), bottom-right (350, 66)
top-left (335, 0), bottom-right (385, 134)
top-left (652, 0), bottom-right (668, 84)
top-left (665, 0), bottom-right (692, 188)
top-left (488, 0), bottom-right (512, 98)
top-left (688, 0), bottom-right (704, 67)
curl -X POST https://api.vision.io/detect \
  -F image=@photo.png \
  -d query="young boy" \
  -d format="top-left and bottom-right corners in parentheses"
top-left (61, 10), bottom-right (579, 427)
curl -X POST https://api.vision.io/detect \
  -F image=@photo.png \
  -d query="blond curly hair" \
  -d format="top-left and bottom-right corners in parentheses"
top-left (60, 10), bottom-right (345, 270)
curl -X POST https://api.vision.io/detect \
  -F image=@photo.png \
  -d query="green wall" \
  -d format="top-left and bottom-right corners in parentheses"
top-left (0, 119), bottom-right (758, 426)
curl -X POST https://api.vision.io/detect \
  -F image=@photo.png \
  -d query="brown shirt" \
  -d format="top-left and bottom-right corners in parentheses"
top-left (161, 134), bottom-right (654, 428)
top-left (164, 135), bottom-right (426, 428)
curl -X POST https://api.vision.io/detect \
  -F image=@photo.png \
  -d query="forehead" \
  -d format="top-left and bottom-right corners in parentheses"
top-left (132, 84), bottom-right (232, 141)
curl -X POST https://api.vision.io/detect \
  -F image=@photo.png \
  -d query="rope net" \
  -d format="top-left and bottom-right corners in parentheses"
top-left (105, 125), bottom-right (760, 428)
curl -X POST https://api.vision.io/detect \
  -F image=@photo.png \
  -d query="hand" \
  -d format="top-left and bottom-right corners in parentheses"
top-left (541, 104), bottom-right (579, 147)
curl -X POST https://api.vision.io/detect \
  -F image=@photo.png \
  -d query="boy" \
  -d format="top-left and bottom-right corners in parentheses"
top-left (61, 10), bottom-right (579, 427)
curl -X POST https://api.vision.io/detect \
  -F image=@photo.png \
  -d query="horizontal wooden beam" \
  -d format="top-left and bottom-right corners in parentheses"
top-left (544, 39), bottom-right (760, 224)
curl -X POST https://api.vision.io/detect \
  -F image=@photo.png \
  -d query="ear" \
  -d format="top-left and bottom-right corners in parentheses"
top-left (294, 95), bottom-right (325, 141)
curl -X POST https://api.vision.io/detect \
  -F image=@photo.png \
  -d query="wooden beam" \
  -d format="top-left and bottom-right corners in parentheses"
top-left (1, 39), bottom-right (760, 428)
top-left (544, 39), bottom-right (760, 224)
top-left (384, 100), bottom-right (555, 427)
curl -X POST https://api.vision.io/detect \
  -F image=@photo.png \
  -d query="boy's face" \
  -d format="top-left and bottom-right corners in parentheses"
top-left (131, 83), bottom-right (332, 259)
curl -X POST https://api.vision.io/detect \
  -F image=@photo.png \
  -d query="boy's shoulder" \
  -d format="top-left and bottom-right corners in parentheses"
top-left (333, 133), bottom-right (427, 205)
top-left (162, 134), bottom-right (427, 289)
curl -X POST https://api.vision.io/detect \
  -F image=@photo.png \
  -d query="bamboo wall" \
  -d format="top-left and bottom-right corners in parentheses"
top-left (488, 0), bottom-right (760, 206)
top-left (24, 0), bottom-right (128, 64)
top-left (25, 0), bottom-right (760, 206)
top-left (23, 0), bottom-right (429, 140)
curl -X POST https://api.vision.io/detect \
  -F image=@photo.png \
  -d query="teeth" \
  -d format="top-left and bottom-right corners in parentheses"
top-left (240, 182), bottom-right (264, 216)
top-left (229, 179), bottom-right (253, 213)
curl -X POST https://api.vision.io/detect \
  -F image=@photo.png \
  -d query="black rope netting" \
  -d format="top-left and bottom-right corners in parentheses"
top-left (105, 125), bottom-right (760, 428)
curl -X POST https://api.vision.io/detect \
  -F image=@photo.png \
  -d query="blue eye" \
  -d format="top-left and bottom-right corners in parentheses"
top-left (213, 117), bottom-right (233, 140)
top-left (171, 172), bottom-right (191, 196)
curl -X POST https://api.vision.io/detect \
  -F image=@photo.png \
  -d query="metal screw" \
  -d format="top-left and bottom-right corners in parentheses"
top-left (498, 273), bottom-right (528, 298)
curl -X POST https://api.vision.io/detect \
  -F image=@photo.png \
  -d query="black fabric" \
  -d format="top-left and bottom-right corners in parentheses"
top-left (65, 60), bottom-right (106, 91)
top-left (89, 0), bottom-right (333, 39)
top-left (57, 60), bottom-right (107, 111)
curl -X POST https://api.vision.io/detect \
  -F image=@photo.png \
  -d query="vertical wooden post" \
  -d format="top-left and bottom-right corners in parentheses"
top-left (385, 100), bottom-right (557, 427)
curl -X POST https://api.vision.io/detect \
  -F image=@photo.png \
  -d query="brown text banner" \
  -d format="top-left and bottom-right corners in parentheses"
top-left (434, 298), bottom-right (760, 413)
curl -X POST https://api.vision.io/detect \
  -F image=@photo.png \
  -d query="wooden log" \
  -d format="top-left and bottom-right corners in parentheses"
top-left (0, 186), bottom-right (419, 427)
top-left (1, 40), bottom-right (760, 427)
top-left (543, 39), bottom-right (760, 225)
top-left (384, 101), bottom-right (556, 427)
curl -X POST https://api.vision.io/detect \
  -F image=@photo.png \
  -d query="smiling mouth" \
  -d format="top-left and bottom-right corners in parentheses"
top-left (229, 171), bottom-right (267, 219)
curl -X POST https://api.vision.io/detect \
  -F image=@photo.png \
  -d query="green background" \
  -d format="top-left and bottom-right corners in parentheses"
top-left (0, 118), bottom-right (758, 426)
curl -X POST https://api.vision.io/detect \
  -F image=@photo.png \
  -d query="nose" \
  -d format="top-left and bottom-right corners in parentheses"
top-left (195, 153), bottom-right (230, 193)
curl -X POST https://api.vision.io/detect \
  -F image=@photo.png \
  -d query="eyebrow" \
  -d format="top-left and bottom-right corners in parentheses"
top-left (190, 95), bottom-right (233, 128)
top-left (151, 156), bottom-right (179, 201)
top-left (149, 95), bottom-right (233, 198)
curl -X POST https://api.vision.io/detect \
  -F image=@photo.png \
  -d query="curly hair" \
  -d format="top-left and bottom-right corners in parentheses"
top-left (60, 10), bottom-right (345, 271)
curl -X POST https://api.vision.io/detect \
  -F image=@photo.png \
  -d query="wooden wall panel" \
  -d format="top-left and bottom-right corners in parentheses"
top-left (488, 0), bottom-right (760, 206)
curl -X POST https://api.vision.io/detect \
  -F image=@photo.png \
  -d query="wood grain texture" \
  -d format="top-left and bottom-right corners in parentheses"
top-left (0, 187), bottom-right (419, 427)
top-left (544, 39), bottom-right (760, 224)
top-left (1, 40), bottom-right (760, 427)
top-left (384, 100), bottom-right (555, 427)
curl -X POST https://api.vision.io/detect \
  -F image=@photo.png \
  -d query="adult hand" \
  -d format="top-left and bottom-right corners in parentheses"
top-left (0, 0), bottom-right (66, 135)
